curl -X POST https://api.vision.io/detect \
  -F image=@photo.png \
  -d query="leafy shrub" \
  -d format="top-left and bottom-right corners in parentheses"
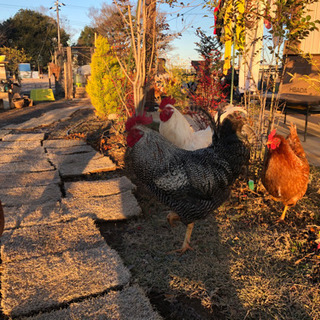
top-left (154, 64), bottom-right (190, 110)
top-left (189, 52), bottom-right (228, 118)
top-left (0, 46), bottom-right (31, 78)
top-left (86, 35), bottom-right (125, 118)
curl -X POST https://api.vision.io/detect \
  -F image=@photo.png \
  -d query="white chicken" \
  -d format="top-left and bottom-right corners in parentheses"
top-left (158, 97), bottom-right (213, 151)
top-left (158, 97), bottom-right (247, 151)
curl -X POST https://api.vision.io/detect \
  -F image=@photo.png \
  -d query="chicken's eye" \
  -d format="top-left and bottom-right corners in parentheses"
top-left (270, 138), bottom-right (281, 150)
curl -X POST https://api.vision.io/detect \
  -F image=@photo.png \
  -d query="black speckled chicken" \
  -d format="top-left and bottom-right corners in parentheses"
top-left (126, 112), bottom-right (250, 253)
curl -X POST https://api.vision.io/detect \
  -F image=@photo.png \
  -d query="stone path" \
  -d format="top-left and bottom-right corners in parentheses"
top-left (2, 105), bottom-right (90, 130)
top-left (0, 125), bottom-right (161, 318)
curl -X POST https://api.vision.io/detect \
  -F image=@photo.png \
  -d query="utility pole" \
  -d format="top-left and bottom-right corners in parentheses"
top-left (50, 0), bottom-right (66, 98)
top-left (50, 1), bottom-right (65, 51)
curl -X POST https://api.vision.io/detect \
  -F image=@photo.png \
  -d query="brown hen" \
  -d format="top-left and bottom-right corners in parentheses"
top-left (261, 123), bottom-right (310, 221)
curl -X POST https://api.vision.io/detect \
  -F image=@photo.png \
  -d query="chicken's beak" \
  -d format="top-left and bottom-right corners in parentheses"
top-left (266, 141), bottom-right (271, 145)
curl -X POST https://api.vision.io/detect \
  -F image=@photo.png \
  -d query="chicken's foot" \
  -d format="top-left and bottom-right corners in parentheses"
top-left (167, 223), bottom-right (194, 255)
top-left (278, 205), bottom-right (289, 222)
top-left (167, 212), bottom-right (180, 227)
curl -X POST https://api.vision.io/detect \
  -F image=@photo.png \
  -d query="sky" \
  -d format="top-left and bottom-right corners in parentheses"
top-left (0, 0), bottom-right (215, 67)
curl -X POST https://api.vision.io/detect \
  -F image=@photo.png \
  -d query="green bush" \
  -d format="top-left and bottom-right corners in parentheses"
top-left (0, 46), bottom-right (31, 78)
top-left (86, 35), bottom-right (124, 118)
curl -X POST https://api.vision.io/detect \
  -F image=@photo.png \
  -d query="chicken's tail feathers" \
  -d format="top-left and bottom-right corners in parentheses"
top-left (287, 122), bottom-right (307, 159)
top-left (287, 122), bottom-right (299, 142)
top-left (214, 104), bottom-right (247, 123)
top-left (241, 123), bottom-right (257, 144)
top-left (215, 110), bottom-right (255, 146)
top-left (289, 122), bottom-right (297, 134)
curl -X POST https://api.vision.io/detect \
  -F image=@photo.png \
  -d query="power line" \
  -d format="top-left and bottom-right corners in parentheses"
top-left (0, 2), bottom-right (90, 9)
top-left (0, 3), bottom-right (30, 8)
top-left (166, 2), bottom-right (209, 23)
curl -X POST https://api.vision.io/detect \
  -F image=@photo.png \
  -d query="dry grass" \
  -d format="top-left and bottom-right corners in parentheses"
top-left (98, 165), bottom-right (320, 320)
top-left (36, 109), bottom-right (320, 319)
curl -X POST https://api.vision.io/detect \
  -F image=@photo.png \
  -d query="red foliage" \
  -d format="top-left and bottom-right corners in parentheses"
top-left (189, 53), bottom-right (229, 118)
top-left (107, 73), bottom-right (135, 136)
top-left (66, 133), bottom-right (87, 140)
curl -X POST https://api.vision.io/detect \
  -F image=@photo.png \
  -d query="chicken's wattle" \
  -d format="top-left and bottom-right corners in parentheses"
top-left (159, 107), bottom-right (174, 122)
top-left (127, 128), bottom-right (143, 147)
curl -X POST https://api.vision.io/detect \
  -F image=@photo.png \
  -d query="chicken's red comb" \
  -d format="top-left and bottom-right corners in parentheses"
top-left (159, 96), bottom-right (176, 110)
top-left (125, 112), bottom-right (153, 131)
top-left (268, 129), bottom-right (277, 141)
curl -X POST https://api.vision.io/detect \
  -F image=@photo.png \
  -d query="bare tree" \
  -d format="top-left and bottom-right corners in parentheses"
top-left (90, 3), bottom-right (131, 53)
top-left (91, 0), bottom-right (175, 115)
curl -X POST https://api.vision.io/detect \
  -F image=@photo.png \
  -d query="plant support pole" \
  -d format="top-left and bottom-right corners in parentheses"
top-left (230, 32), bottom-right (236, 105)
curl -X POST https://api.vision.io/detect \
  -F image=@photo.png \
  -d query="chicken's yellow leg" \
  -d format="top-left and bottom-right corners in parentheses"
top-left (180, 223), bottom-right (194, 253)
top-left (278, 205), bottom-right (289, 222)
top-left (168, 223), bottom-right (195, 255)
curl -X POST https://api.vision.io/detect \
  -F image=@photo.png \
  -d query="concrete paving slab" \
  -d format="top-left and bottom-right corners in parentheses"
top-left (0, 146), bottom-right (45, 154)
top-left (62, 190), bottom-right (141, 220)
top-left (0, 153), bottom-right (49, 164)
top-left (1, 245), bottom-right (131, 318)
top-left (48, 150), bottom-right (103, 164)
top-left (0, 160), bottom-right (54, 173)
top-left (0, 184), bottom-right (61, 206)
top-left (2, 133), bottom-right (45, 141)
top-left (65, 176), bottom-right (136, 198)
top-left (45, 144), bottom-right (95, 155)
top-left (3, 105), bottom-right (91, 130)
top-left (22, 286), bottom-right (162, 320)
top-left (0, 140), bottom-right (41, 149)
top-left (1, 217), bottom-right (105, 263)
top-left (3, 202), bottom-right (66, 229)
top-left (57, 154), bottom-right (117, 177)
top-left (43, 139), bottom-right (87, 149)
top-left (0, 171), bottom-right (60, 189)
top-left (0, 130), bottom-right (9, 139)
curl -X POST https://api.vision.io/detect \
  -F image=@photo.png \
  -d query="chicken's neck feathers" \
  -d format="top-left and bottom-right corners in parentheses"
top-left (159, 107), bottom-right (194, 148)
top-left (268, 136), bottom-right (307, 169)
